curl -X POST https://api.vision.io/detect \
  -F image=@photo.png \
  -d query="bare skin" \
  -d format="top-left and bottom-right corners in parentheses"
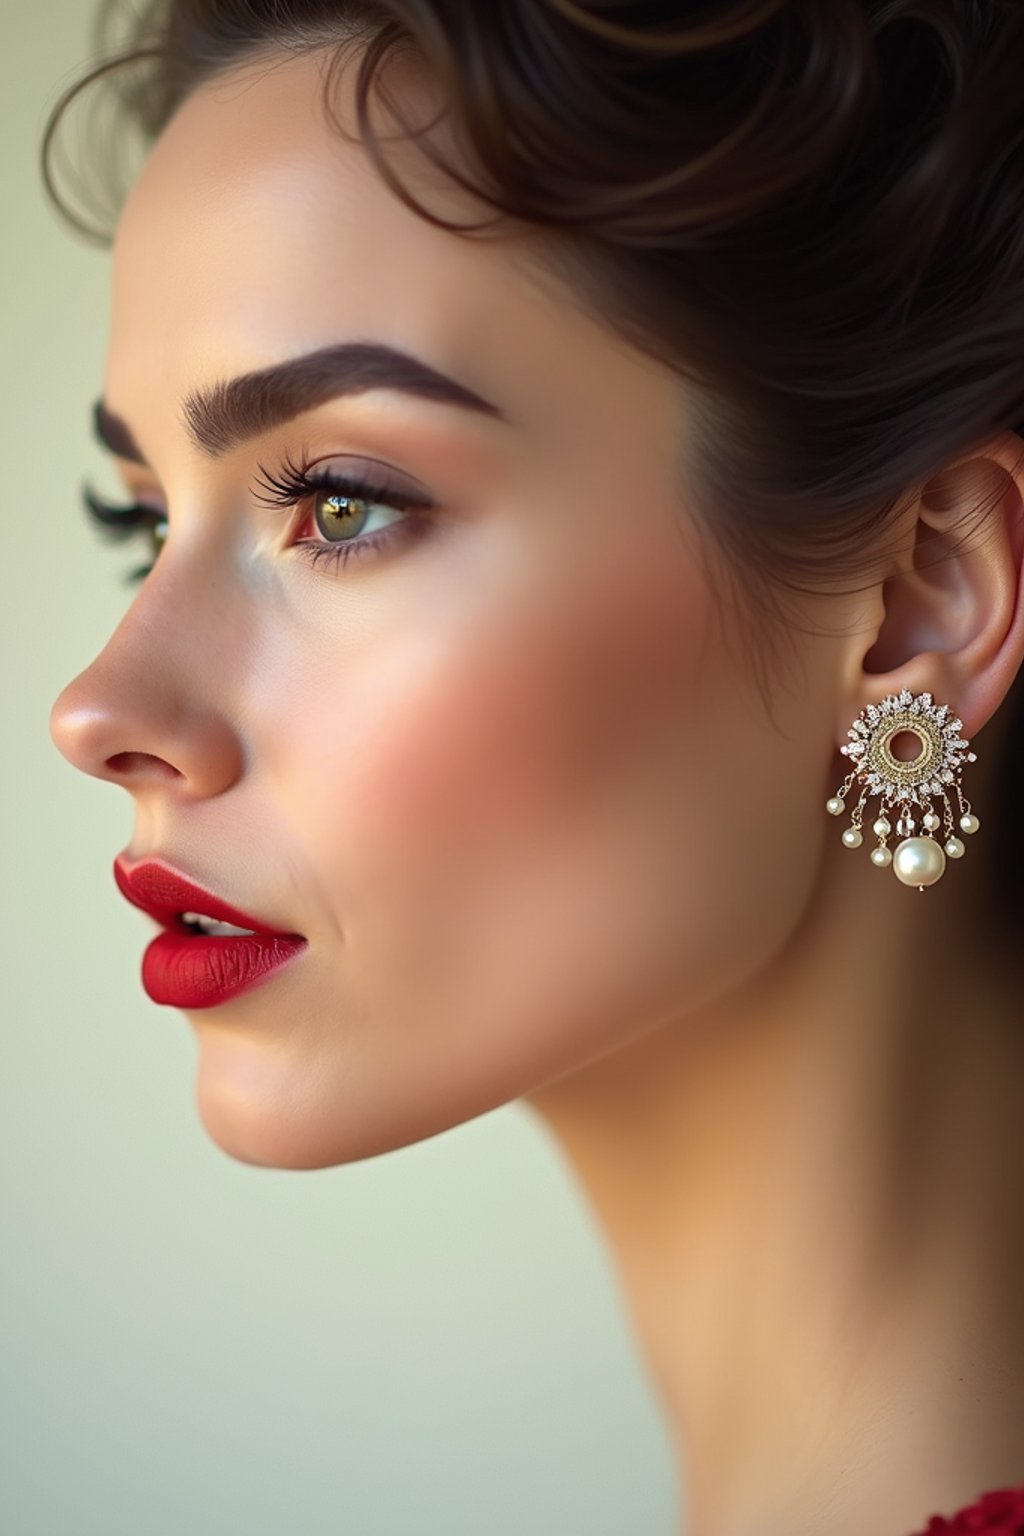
top-left (49, 46), bottom-right (1024, 1536)
top-left (530, 698), bottom-right (1024, 1535)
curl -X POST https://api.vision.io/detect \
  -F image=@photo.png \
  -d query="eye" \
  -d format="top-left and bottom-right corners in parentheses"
top-left (252, 451), bottom-right (437, 577)
top-left (80, 483), bottom-right (169, 585)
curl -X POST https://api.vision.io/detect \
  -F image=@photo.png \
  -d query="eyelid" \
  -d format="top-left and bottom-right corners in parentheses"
top-left (251, 448), bottom-right (436, 512)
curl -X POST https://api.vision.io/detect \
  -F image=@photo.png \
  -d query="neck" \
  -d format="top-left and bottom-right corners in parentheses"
top-left (525, 776), bottom-right (1024, 1536)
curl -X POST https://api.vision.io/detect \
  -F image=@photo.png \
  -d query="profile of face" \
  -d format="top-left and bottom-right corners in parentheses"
top-left (49, 47), bottom-right (848, 1170)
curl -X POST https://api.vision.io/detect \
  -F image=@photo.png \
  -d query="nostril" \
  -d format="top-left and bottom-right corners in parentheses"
top-left (49, 685), bottom-right (245, 795)
top-left (106, 752), bottom-right (184, 780)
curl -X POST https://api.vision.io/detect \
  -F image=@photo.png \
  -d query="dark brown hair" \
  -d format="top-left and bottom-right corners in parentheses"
top-left (40, 0), bottom-right (1024, 905)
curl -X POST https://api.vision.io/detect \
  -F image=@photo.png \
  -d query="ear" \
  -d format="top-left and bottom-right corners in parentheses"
top-left (842, 430), bottom-right (1024, 740)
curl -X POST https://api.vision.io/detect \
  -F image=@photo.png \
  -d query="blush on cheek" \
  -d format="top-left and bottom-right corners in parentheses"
top-left (340, 630), bottom-right (593, 872)
top-left (338, 550), bottom-right (718, 892)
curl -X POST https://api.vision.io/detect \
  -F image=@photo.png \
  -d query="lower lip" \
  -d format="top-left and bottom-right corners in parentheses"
top-left (141, 929), bottom-right (308, 1008)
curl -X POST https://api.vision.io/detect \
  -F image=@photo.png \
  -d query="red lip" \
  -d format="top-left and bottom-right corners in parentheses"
top-left (113, 854), bottom-right (308, 1009)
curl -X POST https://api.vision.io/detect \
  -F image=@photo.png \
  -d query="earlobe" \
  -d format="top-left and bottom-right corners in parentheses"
top-left (851, 431), bottom-right (1024, 740)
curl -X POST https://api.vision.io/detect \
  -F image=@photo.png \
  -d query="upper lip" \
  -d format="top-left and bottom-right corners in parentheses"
top-left (113, 854), bottom-right (304, 938)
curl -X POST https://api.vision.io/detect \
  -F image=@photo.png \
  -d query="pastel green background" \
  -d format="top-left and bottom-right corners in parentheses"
top-left (1, 6), bottom-right (677, 1535)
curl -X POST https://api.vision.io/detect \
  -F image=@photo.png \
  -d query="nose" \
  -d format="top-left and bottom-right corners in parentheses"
top-left (49, 583), bottom-right (246, 801)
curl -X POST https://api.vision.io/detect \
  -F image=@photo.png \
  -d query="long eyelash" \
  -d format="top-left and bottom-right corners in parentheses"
top-left (81, 482), bottom-right (167, 584)
top-left (251, 447), bottom-right (430, 513)
top-left (81, 483), bottom-right (156, 536)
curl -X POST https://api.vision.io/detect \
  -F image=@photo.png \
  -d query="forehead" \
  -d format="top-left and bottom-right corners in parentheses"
top-left (116, 52), bottom-right (493, 321)
top-left (107, 47), bottom-right (663, 454)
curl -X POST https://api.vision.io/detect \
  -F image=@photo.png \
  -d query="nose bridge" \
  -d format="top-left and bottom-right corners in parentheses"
top-left (49, 557), bottom-right (248, 797)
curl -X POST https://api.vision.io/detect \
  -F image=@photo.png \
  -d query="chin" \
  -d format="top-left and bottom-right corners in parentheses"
top-left (187, 1027), bottom-right (484, 1171)
top-left (189, 1034), bottom-right (365, 1171)
top-left (193, 1081), bottom-right (337, 1170)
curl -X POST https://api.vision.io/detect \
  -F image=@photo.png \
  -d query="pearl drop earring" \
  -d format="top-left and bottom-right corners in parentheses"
top-left (825, 689), bottom-right (980, 890)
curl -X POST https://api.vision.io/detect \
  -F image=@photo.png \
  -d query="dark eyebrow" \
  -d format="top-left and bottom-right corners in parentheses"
top-left (92, 341), bottom-right (507, 466)
top-left (93, 399), bottom-right (147, 465)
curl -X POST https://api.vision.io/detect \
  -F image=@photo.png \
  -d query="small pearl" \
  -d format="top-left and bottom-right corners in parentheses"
top-left (959, 813), bottom-right (980, 835)
top-left (922, 812), bottom-right (940, 831)
top-left (871, 846), bottom-right (893, 867)
top-left (841, 827), bottom-right (863, 848)
top-left (944, 836), bottom-right (965, 859)
top-left (893, 836), bottom-right (946, 887)
top-left (826, 796), bottom-right (845, 816)
top-left (872, 817), bottom-right (891, 837)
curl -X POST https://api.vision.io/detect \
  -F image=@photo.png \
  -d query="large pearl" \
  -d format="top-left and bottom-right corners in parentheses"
top-left (893, 836), bottom-right (946, 887)
top-left (826, 796), bottom-right (845, 816)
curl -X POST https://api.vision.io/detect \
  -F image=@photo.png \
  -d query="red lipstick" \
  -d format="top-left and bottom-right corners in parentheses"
top-left (113, 855), bottom-right (308, 1009)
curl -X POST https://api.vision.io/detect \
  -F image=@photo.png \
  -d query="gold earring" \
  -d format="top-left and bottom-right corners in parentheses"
top-left (825, 688), bottom-right (980, 889)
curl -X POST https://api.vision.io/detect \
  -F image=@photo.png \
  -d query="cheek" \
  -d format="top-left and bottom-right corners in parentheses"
top-left (260, 530), bottom-right (826, 1050)
top-left (305, 545), bottom-right (717, 898)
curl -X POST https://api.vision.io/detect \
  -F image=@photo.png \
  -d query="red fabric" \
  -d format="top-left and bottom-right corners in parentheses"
top-left (908, 1485), bottom-right (1024, 1534)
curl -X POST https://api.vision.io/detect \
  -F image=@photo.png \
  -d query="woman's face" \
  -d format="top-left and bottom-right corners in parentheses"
top-left (50, 47), bottom-right (845, 1167)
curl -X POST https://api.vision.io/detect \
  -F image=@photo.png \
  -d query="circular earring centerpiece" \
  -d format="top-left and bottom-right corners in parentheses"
top-left (824, 689), bottom-right (979, 890)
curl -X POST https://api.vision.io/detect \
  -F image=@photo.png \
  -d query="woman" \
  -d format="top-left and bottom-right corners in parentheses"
top-left (40, 2), bottom-right (1024, 1532)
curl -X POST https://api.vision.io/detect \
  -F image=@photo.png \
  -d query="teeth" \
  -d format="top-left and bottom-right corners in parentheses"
top-left (181, 910), bottom-right (256, 937)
